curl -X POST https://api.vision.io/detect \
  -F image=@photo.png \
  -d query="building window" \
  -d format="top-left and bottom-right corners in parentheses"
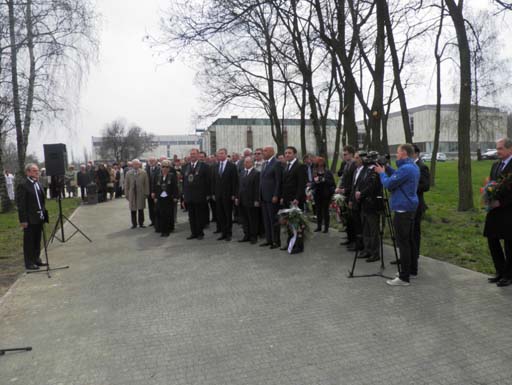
top-left (246, 126), bottom-right (253, 148)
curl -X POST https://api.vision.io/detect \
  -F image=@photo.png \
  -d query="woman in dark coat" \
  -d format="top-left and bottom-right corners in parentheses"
top-left (95, 164), bottom-right (110, 203)
top-left (152, 160), bottom-right (179, 237)
top-left (311, 157), bottom-right (336, 233)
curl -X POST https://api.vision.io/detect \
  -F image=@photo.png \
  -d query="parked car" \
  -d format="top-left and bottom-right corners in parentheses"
top-left (421, 152), bottom-right (447, 162)
top-left (481, 149), bottom-right (498, 160)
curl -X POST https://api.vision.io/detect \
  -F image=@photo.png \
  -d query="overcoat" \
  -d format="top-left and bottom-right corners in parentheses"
top-left (484, 160), bottom-right (512, 240)
top-left (124, 169), bottom-right (149, 211)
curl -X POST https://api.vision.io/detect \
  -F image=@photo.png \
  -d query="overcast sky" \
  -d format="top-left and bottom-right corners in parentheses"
top-left (26, 0), bottom-right (511, 161)
top-left (29, 0), bottom-right (200, 160)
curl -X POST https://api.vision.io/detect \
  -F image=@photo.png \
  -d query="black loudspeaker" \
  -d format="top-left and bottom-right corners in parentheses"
top-left (44, 143), bottom-right (68, 176)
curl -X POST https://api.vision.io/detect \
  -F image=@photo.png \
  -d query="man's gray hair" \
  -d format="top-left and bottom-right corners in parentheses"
top-left (132, 158), bottom-right (140, 164)
top-left (242, 147), bottom-right (253, 154)
top-left (25, 163), bottom-right (38, 173)
top-left (498, 137), bottom-right (512, 149)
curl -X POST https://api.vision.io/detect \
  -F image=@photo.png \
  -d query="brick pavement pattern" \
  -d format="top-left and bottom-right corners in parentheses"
top-left (1, 199), bottom-right (512, 385)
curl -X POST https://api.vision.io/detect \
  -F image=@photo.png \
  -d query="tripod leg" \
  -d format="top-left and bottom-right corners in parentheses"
top-left (41, 224), bottom-right (51, 278)
top-left (348, 248), bottom-right (359, 277)
top-left (0, 347), bottom-right (32, 355)
top-left (60, 215), bottom-right (92, 242)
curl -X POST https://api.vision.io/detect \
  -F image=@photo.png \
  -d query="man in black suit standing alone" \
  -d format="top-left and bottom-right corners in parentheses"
top-left (16, 163), bottom-right (48, 270)
top-left (484, 137), bottom-right (512, 287)
top-left (280, 146), bottom-right (307, 252)
top-left (182, 148), bottom-right (210, 240)
top-left (236, 156), bottom-right (260, 244)
top-left (260, 146), bottom-right (282, 249)
top-left (213, 148), bottom-right (239, 241)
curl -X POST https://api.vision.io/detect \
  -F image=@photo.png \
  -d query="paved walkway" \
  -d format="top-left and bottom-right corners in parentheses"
top-left (1, 199), bottom-right (512, 385)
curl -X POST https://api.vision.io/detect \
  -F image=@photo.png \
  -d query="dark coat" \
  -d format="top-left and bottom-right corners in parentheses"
top-left (349, 165), bottom-right (367, 212)
top-left (484, 160), bottom-right (512, 240)
top-left (281, 159), bottom-right (307, 205)
top-left (340, 160), bottom-right (357, 196)
top-left (416, 159), bottom-right (430, 212)
top-left (154, 173), bottom-right (179, 201)
top-left (311, 169), bottom-right (335, 200)
top-left (16, 178), bottom-right (47, 224)
top-left (213, 161), bottom-right (239, 201)
top-left (238, 168), bottom-right (260, 207)
top-left (145, 164), bottom-right (161, 193)
top-left (358, 166), bottom-right (384, 212)
top-left (77, 171), bottom-right (90, 187)
top-left (260, 157), bottom-right (282, 203)
top-left (182, 162), bottom-right (211, 204)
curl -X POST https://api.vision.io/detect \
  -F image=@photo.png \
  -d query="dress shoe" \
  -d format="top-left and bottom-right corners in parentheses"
top-left (280, 246), bottom-right (288, 251)
top-left (26, 264), bottom-right (40, 270)
top-left (260, 242), bottom-right (271, 247)
top-left (496, 278), bottom-right (511, 287)
top-left (357, 252), bottom-right (371, 259)
top-left (390, 259), bottom-right (401, 265)
top-left (196, 235), bottom-right (204, 240)
top-left (213, 230), bottom-right (221, 234)
top-left (225, 236), bottom-right (232, 241)
top-left (217, 235), bottom-right (226, 241)
top-left (250, 239), bottom-right (257, 244)
top-left (314, 228), bottom-right (321, 232)
top-left (366, 255), bottom-right (380, 263)
top-left (323, 229), bottom-right (329, 233)
top-left (270, 244), bottom-right (280, 249)
top-left (131, 225), bottom-right (137, 229)
top-left (36, 261), bottom-right (48, 266)
top-left (488, 276), bottom-right (502, 283)
top-left (340, 240), bottom-right (352, 246)
top-left (161, 233), bottom-right (169, 237)
top-left (238, 238), bottom-right (250, 243)
top-left (149, 223), bottom-right (154, 227)
top-left (139, 225), bottom-right (146, 228)
top-left (290, 248), bottom-right (303, 254)
top-left (186, 235), bottom-right (197, 240)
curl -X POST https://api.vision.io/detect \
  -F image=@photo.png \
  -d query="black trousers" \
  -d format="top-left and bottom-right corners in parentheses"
top-left (488, 238), bottom-right (512, 279)
top-left (131, 210), bottom-right (144, 226)
top-left (80, 186), bottom-right (87, 201)
top-left (240, 204), bottom-right (259, 240)
top-left (361, 210), bottom-right (380, 258)
top-left (351, 208), bottom-right (363, 249)
top-left (23, 223), bottom-right (43, 267)
top-left (187, 202), bottom-right (207, 237)
top-left (261, 201), bottom-right (280, 245)
top-left (413, 207), bottom-right (424, 262)
top-left (217, 198), bottom-right (233, 237)
top-left (147, 196), bottom-right (156, 225)
top-left (209, 199), bottom-right (217, 222)
top-left (315, 198), bottom-right (330, 230)
top-left (394, 211), bottom-right (416, 282)
top-left (157, 198), bottom-right (175, 235)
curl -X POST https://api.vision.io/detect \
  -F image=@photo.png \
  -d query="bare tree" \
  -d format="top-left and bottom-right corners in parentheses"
top-left (445, 0), bottom-right (473, 211)
top-left (99, 119), bottom-right (156, 162)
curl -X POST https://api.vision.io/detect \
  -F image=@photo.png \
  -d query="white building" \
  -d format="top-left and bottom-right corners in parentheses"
top-left (201, 116), bottom-right (340, 156)
top-left (92, 134), bottom-right (202, 161)
top-left (363, 104), bottom-right (508, 154)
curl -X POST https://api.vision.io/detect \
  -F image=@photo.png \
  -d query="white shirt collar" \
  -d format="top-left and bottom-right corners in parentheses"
top-left (288, 158), bottom-right (297, 167)
top-left (245, 167), bottom-right (254, 174)
top-left (502, 155), bottom-right (512, 167)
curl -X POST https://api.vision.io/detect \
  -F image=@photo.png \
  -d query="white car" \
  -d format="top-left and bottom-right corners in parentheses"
top-left (481, 149), bottom-right (498, 160)
top-left (421, 152), bottom-right (446, 162)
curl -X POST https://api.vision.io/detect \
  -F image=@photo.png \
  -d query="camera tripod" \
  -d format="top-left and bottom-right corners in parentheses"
top-left (0, 346), bottom-right (32, 356)
top-left (348, 191), bottom-right (400, 279)
top-left (27, 222), bottom-right (69, 278)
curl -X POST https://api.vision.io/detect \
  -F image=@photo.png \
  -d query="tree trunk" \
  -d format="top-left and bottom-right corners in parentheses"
top-left (7, 0), bottom-right (25, 184)
top-left (382, 0), bottom-right (412, 144)
top-left (344, 85), bottom-right (358, 148)
top-left (431, 0), bottom-right (445, 188)
top-left (445, 0), bottom-right (474, 211)
top-left (300, 82), bottom-right (307, 157)
top-left (331, 99), bottom-right (343, 173)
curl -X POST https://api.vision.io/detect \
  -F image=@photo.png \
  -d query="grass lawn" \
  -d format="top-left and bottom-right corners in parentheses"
top-left (0, 198), bottom-right (80, 297)
top-left (421, 160), bottom-right (495, 274)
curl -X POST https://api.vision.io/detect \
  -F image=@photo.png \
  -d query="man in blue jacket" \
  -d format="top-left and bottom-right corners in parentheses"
top-left (374, 143), bottom-right (420, 286)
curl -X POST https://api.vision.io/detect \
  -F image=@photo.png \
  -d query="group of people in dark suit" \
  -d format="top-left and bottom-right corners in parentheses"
top-left (180, 146), bottom-right (309, 253)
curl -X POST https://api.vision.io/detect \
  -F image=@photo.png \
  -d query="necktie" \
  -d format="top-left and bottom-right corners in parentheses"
top-left (287, 162), bottom-right (291, 172)
top-left (220, 162), bottom-right (224, 175)
top-left (500, 161), bottom-right (506, 172)
top-left (32, 180), bottom-right (44, 219)
top-left (245, 169), bottom-right (249, 177)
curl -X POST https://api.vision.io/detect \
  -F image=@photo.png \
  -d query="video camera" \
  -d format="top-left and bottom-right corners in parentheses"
top-left (362, 151), bottom-right (390, 167)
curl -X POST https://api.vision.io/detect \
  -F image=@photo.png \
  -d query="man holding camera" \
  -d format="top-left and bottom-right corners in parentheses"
top-left (16, 163), bottom-right (49, 270)
top-left (375, 144), bottom-right (419, 286)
